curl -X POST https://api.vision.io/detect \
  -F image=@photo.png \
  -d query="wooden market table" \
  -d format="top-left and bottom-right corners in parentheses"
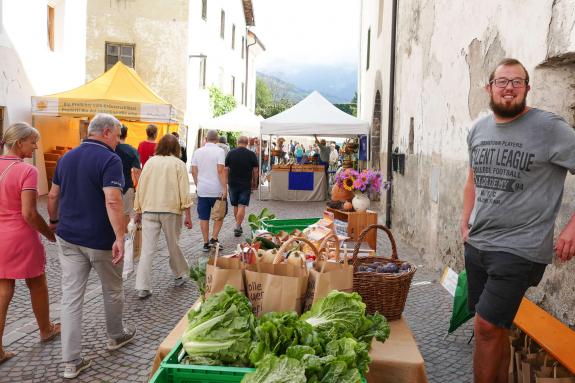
top-left (269, 165), bottom-right (327, 202)
top-left (150, 307), bottom-right (428, 383)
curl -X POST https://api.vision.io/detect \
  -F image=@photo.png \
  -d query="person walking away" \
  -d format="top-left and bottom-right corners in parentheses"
top-left (217, 135), bottom-right (230, 156)
top-left (0, 123), bottom-right (60, 366)
top-left (171, 131), bottom-right (187, 163)
top-left (137, 124), bottom-right (158, 167)
top-left (191, 130), bottom-right (227, 252)
top-left (461, 58), bottom-right (575, 383)
top-left (225, 136), bottom-right (259, 237)
top-left (133, 134), bottom-right (192, 299)
top-left (48, 113), bottom-right (136, 379)
top-left (115, 125), bottom-right (141, 230)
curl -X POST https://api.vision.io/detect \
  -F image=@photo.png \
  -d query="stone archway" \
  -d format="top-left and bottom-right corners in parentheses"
top-left (371, 90), bottom-right (382, 170)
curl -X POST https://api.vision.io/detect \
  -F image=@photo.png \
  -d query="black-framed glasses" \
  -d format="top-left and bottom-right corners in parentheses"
top-left (490, 78), bottom-right (528, 88)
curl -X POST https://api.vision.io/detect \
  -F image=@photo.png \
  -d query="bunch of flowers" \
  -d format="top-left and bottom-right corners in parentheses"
top-left (335, 168), bottom-right (387, 195)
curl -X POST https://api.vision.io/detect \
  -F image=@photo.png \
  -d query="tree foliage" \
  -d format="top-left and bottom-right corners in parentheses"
top-left (255, 78), bottom-right (294, 118)
top-left (209, 86), bottom-right (236, 117)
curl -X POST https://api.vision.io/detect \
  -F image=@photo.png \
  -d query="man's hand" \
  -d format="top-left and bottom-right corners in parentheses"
top-left (555, 220), bottom-right (575, 262)
top-left (134, 213), bottom-right (142, 224)
top-left (49, 222), bottom-right (58, 232)
top-left (112, 238), bottom-right (125, 265)
top-left (184, 215), bottom-right (193, 229)
top-left (460, 224), bottom-right (469, 243)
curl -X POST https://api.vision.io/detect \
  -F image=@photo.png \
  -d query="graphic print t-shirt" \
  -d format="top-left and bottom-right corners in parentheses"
top-left (466, 108), bottom-right (575, 264)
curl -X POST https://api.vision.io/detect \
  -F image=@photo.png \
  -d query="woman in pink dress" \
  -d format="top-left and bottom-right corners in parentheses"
top-left (0, 123), bottom-right (61, 365)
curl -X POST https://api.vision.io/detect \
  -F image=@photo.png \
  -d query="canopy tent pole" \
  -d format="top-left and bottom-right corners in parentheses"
top-left (258, 132), bottom-right (262, 201)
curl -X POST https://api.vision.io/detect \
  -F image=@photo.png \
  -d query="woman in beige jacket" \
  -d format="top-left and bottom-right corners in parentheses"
top-left (134, 134), bottom-right (192, 299)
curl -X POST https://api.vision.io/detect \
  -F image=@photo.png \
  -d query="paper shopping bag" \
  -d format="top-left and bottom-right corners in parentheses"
top-left (122, 219), bottom-right (136, 280)
top-left (516, 336), bottom-right (538, 383)
top-left (244, 262), bottom-right (309, 317)
top-left (205, 247), bottom-right (244, 297)
top-left (509, 328), bottom-right (525, 383)
top-left (303, 233), bottom-right (353, 311)
top-left (210, 195), bottom-right (227, 221)
top-left (536, 363), bottom-right (575, 383)
top-left (522, 351), bottom-right (547, 383)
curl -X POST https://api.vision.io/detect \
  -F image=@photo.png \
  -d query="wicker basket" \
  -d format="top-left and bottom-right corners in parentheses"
top-left (351, 224), bottom-right (416, 320)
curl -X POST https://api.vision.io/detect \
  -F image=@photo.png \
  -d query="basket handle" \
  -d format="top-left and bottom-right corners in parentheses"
top-left (317, 233), bottom-right (347, 269)
top-left (352, 224), bottom-right (398, 268)
top-left (274, 236), bottom-right (319, 264)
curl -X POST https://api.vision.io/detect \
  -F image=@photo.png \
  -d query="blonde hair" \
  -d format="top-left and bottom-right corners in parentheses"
top-left (1, 122), bottom-right (40, 153)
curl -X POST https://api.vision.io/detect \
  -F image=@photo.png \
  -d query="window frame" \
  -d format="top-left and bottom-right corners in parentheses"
top-left (220, 10), bottom-right (225, 39)
top-left (199, 56), bottom-right (207, 89)
top-left (47, 5), bottom-right (55, 51)
top-left (366, 28), bottom-right (371, 71)
top-left (231, 24), bottom-right (236, 50)
top-left (105, 42), bottom-right (135, 71)
top-left (201, 0), bottom-right (207, 20)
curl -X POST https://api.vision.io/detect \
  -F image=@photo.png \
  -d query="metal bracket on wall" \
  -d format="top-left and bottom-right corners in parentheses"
top-left (391, 148), bottom-right (405, 175)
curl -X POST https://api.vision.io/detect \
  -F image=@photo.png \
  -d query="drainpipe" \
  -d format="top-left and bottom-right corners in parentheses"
top-left (385, 0), bottom-right (399, 228)
top-left (244, 28), bottom-right (257, 107)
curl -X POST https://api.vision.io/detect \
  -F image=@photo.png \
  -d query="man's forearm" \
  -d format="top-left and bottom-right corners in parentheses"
top-left (106, 196), bottom-right (125, 240)
top-left (461, 178), bottom-right (475, 228)
top-left (47, 194), bottom-right (59, 221)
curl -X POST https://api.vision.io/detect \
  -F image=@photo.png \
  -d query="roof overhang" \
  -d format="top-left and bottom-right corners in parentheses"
top-left (242, 0), bottom-right (255, 26)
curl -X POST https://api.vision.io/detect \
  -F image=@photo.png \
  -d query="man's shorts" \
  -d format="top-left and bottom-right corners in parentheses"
top-left (197, 196), bottom-right (228, 221)
top-left (464, 243), bottom-right (547, 329)
top-left (228, 186), bottom-right (251, 207)
top-left (122, 188), bottom-right (135, 216)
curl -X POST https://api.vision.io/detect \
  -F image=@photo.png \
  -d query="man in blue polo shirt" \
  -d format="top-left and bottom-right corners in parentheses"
top-left (48, 113), bottom-right (136, 379)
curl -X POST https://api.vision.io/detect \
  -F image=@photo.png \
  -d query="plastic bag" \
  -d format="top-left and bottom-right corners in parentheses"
top-left (122, 219), bottom-right (137, 280)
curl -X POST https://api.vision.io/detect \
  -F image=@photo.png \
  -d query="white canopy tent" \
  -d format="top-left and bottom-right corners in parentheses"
top-left (260, 91), bottom-right (369, 137)
top-left (199, 105), bottom-right (263, 136)
top-left (258, 91), bottom-right (371, 200)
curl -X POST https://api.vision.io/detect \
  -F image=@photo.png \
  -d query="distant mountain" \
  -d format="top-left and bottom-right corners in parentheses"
top-left (257, 64), bottom-right (357, 104)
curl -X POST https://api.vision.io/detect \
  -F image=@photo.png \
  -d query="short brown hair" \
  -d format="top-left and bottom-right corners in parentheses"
top-left (489, 58), bottom-right (530, 84)
top-left (155, 134), bottom-right (181, 157)
top-left (146, 124), bottom-right (158, 139)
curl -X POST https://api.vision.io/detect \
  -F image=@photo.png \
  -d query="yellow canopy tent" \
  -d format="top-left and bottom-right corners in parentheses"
top-left (31, 62), bottom-right (183, 194)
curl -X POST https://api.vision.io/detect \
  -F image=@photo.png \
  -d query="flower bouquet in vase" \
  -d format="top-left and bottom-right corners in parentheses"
top-left (335, 169), bottom-right (386, 212)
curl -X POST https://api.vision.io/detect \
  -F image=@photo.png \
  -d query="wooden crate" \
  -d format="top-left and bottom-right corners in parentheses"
top-left (327, 208), bottom-right (378, 250)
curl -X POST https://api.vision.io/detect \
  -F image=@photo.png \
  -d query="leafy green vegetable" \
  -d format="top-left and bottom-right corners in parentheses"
top-left (286, 345), bottom-right (315, 360)
top-left (189, 257), bottom-right (208, 299)
top-left (248, 208), bottom-right (276, 231)
top-left (241, 355), bottom-right (306, 383)
top-left (357, 312), bottom-right (391, 344)
top-left (249, 312), bottom-right (320, 366)
top-left (182, 285), bottom-right (255, 366)
top-left (325, 338), bottom-right (370, 374)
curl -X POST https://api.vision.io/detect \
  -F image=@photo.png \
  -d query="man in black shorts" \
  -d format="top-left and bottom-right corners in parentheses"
top-left (461, 58), bottom-right (575, 383)
top-left (225, 136), bottom-right (259, 237)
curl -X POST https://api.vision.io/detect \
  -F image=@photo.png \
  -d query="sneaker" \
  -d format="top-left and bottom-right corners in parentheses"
top-left (209, 238), bottom-right (224, 250)
top-left (174, 277), bottom-right (186, 287)
top-left (137, 290), bottom-right (152, 299)
top-left (63, 357), bottom-right (91, 379)
top-left (202, 242), bottom-right (211, 252)
top-left (107, 325), bottom-right (137, 351)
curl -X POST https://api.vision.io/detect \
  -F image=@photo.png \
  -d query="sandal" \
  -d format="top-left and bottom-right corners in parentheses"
top-left (40, 322), bottom-right (61, 343)
top-left (0, 351), bottom-right (15, 365)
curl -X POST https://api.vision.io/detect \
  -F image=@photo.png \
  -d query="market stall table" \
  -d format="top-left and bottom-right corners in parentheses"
top-left (269, 165), bottom-right (327, 201)
top-left (150, 306), bottom-right (428, 383)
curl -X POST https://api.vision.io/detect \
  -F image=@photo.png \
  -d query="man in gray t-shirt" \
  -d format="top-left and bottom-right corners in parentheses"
top-left (461, 58), bottom-right (575, 383)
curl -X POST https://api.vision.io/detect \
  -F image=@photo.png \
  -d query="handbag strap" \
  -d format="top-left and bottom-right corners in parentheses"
top-left (0, 161), bottom-right (18, 184)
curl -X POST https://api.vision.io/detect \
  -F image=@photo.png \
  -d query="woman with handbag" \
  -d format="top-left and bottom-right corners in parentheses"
top-left (0, 123), bottom-right (60, 365)
top-left (134, 134), bottom-right (193, 299)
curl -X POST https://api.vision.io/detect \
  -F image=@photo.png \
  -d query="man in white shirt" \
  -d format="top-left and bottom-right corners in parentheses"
top-left (191, 130), bottom-right (228, 252)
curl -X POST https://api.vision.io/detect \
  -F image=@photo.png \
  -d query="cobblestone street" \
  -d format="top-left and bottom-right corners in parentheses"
top-left (1, 195), bottom-right (473, 382)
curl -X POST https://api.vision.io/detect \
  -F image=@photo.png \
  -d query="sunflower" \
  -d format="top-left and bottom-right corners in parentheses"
top-left (343, 177), bottom-right (355, 191)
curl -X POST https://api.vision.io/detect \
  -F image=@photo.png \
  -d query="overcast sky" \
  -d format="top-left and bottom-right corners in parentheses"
top-left (251, 0), bottom-right (360, 71)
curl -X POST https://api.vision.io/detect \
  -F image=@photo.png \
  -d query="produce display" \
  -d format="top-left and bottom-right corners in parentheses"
top-left (179, 287), bottom-right (390, 383)
top-left (357, 261), bottom-right (412, 274)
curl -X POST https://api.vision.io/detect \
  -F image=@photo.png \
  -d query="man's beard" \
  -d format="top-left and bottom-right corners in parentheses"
top-left (489, 96), bottom-right (527, 119)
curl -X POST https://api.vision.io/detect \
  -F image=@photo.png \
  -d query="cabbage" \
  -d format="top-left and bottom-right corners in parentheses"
top-left (182, 285), bottom-right (255, 366)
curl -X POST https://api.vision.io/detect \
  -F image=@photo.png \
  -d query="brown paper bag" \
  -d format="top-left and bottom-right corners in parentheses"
top-left (133, 223), bottom-right (142, 262)
top-left (522, 351), bottom-right (547, 383)
top-left (244, 237), bottom-right (314, 317)
top-left (509, 328), bottom-right (525, 383)
top-left (210, 195), bottom-right (227, 221)
top-left (205, 247), bottom-right (244, 297)
top-left (303, 233), bottom-right (353, 311)
top-left (536, 363), bottom-right (575, 383)
top-left (516, 336), bottom-right (538, 383)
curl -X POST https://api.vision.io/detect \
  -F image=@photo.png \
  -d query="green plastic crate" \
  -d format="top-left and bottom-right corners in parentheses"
top-left (151, 341), bottom-right (367, 383)
top-left (259, 217), bottom-right (320, 234)
top-left (150, 341), bottom-right (254, 383)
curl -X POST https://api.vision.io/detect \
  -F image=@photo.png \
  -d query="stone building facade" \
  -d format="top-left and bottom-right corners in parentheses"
top-left (359, 0), bottom-right (575, 325)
